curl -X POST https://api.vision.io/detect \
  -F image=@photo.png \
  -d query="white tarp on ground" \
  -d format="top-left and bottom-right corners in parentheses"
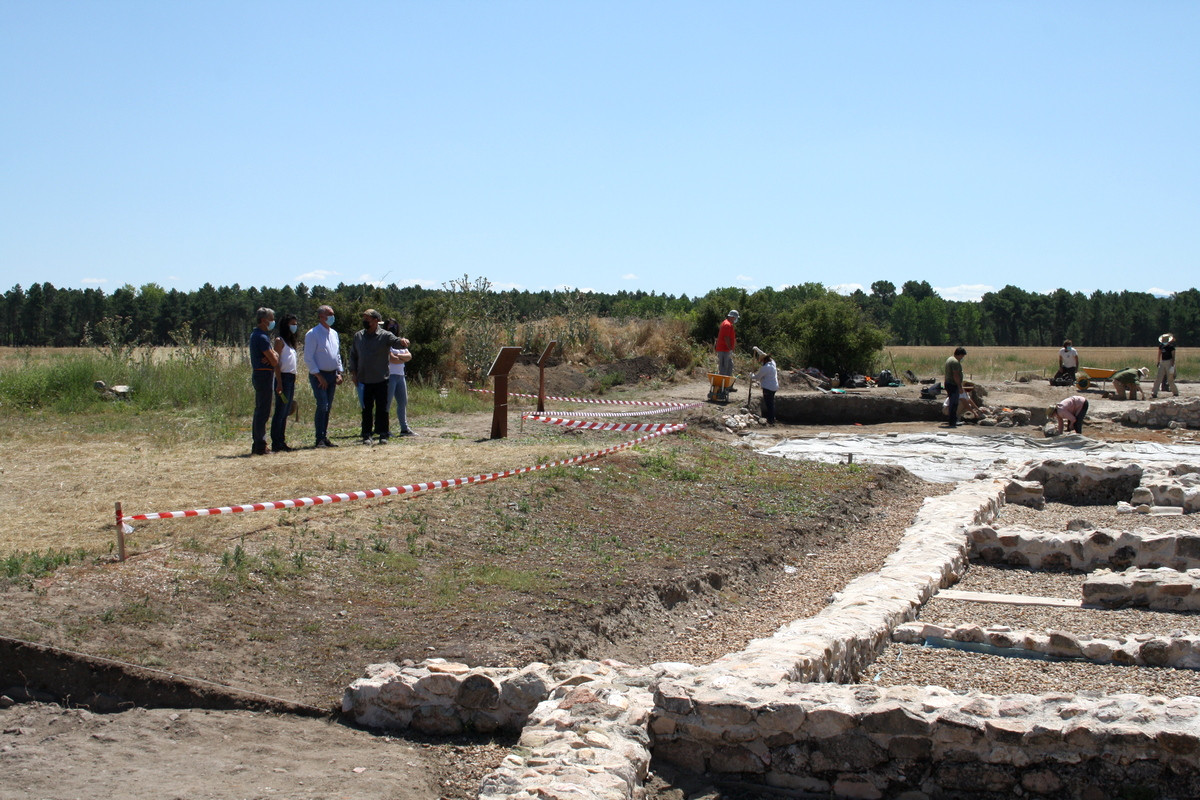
top-left (752, 432), bottom-right (1200, 483)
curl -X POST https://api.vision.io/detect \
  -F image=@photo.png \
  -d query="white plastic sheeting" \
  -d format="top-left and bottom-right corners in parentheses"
top-left (753, 432), bottom-right (1200, 483)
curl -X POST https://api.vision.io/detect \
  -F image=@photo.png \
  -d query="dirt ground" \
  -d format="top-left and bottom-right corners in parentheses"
top-left (2, 364), bottom-right (1196, 800)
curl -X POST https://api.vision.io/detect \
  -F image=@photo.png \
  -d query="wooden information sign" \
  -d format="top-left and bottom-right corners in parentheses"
top-left (487, 347), bottom-right (524, 439)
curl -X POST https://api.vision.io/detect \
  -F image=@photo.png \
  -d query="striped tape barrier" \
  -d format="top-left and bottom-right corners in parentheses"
top-left (470, 388), bottom-right (687, 407)
top-left (539, 402), bottom-right (703, 419)
top-left (522, 415), bottom-right (678, 433)
top-left (119, 423), bottom-right (687, 529)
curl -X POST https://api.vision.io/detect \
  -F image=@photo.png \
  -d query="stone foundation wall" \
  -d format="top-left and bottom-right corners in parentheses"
top-left (893, 621), bottom-right (1200, 669)
top-left (968, 525), bottom-right (1200, 571)
top-left (1012, 459), bottom-right (1142, 505)
top-left (1122, 396), bottom-right (1200, 429)
top-left (1083, 567), bottom-right (1200, 611)
top-left (650, 683), bottom-right (1200, 798)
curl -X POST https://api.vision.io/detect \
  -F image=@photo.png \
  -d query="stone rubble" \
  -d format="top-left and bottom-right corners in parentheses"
top-left (1122, 396), bottom-right (1200, 429)
top-left (892, 621), bottom-right (1200, 669)
top-left (1083, 567), bottom-right (1200, 612)
top-left (968, 524), bottom-right (1200, 571)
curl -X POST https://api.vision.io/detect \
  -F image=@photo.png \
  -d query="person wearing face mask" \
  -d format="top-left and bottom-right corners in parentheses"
top-left (349, 309), bottom-right (407, 444)
top-left (270, 313), bottom-right (300, 452)
top-left (249, 307), bottom-right (279, 455)
top-left (304, 305), bottom-right (344, 448)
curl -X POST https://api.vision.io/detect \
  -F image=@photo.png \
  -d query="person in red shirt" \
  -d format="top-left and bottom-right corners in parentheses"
top-left (715, 310), bottom-right (738, 378)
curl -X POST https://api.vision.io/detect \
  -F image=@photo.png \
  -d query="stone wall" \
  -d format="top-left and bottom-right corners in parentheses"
top-left (968, 524), bottom-right (1200, 571)
top-left (1012, 459), bottom-right (1143, 505)
top-left (893, 621), bottom-right (1200, 669)
top-left (1122, 396), bottom-right (1200, 429)
top-left (1083, 567), bottom-right (1200, 612)
top-left (651, 683), bottom-right (1200, 798)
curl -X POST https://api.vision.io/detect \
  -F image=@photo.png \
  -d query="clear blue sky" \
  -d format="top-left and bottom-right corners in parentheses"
top-left (2, 1), bottom-right (1197, 302)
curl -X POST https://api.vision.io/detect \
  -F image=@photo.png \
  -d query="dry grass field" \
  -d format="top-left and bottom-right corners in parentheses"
top-left (887, 345), bottom-right (1194, 383)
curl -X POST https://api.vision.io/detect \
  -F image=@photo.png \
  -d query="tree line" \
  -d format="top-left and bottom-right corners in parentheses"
top-left (3, 277), bottom-right (1196, 362)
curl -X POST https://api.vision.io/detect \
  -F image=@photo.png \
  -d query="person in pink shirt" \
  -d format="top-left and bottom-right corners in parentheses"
top-left (1050, 395), bottom-right (1089, 435)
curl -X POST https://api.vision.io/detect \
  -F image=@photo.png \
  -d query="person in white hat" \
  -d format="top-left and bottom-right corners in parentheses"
top-left (714, 310), bottom-right (739, 379)
top-left (1111, 366), bottom-right (1148, 400)
top-left (1153, 333), bottom-right (1178, 398)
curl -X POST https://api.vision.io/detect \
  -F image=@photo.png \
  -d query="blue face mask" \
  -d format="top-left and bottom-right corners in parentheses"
top-left (326, 315), bottom-right (336, 327)
top-left (267, 320), bottom-right (276, 331)
top-left (289, 324), bottom-right (298, 333)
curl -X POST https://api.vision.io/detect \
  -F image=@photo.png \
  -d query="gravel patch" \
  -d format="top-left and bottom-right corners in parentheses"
top-left (862, 642), bottom-right (1200, 696)
top-left (997, 500), bottom-right (1200, 532)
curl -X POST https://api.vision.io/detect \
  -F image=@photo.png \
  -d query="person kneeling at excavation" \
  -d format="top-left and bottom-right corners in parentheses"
top-left (1050, 395), bottom-right (1089, 435)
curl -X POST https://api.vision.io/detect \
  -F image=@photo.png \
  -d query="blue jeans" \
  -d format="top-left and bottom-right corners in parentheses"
top-left (252, 370), bottom-right (274, 448)
top-left (309, 371), bottom-right (338, 444)
top-left (387, 374), bottom-right (411, 433)
top-left (760, 388), bottom-right (776, 424)
top-left (947, 382), bottom-right (961, 427)
top-left (270, 372), bottom-right (295, 449)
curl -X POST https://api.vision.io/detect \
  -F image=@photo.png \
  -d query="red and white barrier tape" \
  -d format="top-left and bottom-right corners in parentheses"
top-left (522, 415), bottom-right (678, 433)
top-left (542, 402), bottom-right (702, 419)
top-left (120, 423), bottom-right (687, 526)
top-left (471, 388), bottom-right (686, 407)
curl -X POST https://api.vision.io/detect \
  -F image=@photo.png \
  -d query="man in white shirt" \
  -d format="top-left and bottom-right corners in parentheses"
top-left (303, 305), bottom-right (344, 447)
top-left (1053, 339), bottom-right (1079, 386)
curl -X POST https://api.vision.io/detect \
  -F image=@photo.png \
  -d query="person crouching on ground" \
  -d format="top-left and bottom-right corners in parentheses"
top-left (1111, 366), bottom-right (1148, 400)
top-left (751, 351), bottom-right (778, 425)
top-left (1051, 395), bottom-right (1089, 435)
top-left (1054, 339), bottom-right (1079, 385)
top-left (943, 346), bottom-right (966, 428)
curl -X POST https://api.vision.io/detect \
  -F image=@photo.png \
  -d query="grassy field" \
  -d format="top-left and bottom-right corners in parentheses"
top-left (884, 346), bottom-right (1194, 383)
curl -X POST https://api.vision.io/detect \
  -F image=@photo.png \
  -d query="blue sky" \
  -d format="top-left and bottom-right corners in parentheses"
top-left (2, 1), bottom-right (1197, 302)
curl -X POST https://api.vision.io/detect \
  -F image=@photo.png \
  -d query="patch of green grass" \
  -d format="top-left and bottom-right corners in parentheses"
top-left (358, 550), bottom-right (418, 586)
top-left (2, 548), bottom-right (93, 581)
top-left (638, 450), bottom-right (702, 481)
top-left (99, 597), bottom-right (173, 626)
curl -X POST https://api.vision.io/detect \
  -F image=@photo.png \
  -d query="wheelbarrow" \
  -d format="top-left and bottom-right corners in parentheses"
top-left (1076, 367), bottom-right (1116, 391)
top-left (707, 373), bottom-right (735, 404)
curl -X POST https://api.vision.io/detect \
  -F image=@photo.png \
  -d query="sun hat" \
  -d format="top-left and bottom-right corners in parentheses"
top-left (1138, 367), bottom-right (1150, 378)
top-left (727, 310), bottom-right (739, 319)
top-left (1160, 333), bottom-right (1175, 344)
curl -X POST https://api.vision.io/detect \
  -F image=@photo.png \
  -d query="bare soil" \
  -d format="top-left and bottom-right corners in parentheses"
top-left (2, 365), bottom-right (1195, 799)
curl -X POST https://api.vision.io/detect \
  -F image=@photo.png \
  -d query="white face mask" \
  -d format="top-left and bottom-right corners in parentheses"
top-left (325, 315), bottom-right (336, 327)
top-left (267, 320), bottom-right (276, 331)
top-left (289, 324), bottom-right (298, 333)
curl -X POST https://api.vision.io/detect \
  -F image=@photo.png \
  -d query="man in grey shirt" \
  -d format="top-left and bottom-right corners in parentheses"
top-left (349, 309), bottom-right (408, 444)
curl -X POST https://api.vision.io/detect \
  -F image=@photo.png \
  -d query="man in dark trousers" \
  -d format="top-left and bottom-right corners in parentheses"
top-left (943, 347), bottom-right (966, 428)
top-left (349, 309), bottom-right (408, 445)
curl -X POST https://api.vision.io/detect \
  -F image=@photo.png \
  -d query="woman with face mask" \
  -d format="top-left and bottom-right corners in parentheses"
top-left (270, 313), bottom-right (300, 452)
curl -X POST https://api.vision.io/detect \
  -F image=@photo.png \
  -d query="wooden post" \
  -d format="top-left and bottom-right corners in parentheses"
top-left (114, 501), bottom-right (126, 562)
top-left (487, 347), bottom-right (523, 440)
top-left (536, 341), bottom-right (558, 414)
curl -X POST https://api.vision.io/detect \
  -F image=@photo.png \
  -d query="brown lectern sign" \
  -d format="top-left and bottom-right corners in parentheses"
top-left (487, 347), bottom-right (524, 439)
